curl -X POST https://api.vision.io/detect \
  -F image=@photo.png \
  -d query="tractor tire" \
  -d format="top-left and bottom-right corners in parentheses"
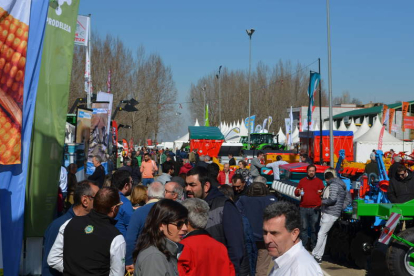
top-left (350, 230), bottom-right (374, 269)
top-left (387, 227), bottom-right (414, 276)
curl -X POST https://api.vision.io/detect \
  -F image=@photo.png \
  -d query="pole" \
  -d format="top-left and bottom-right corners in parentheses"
top-left (319, 58), bottom-right (323, 164)
top-left (307, 71), bottom-right (311, 156)
top-left (218, 66), bottom-right (222, 125)
top-left (86, 14), bottom-right (92, 108)
top-left (326, 0), bottom-right (334, 166)
top-left (247, 32), bottom-right (253, 150)
top-left (202, 85), bottom-right (206, 125)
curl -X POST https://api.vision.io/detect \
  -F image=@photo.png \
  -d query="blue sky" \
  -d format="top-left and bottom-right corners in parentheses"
top-left (79, 0), bottom-right (414, 140)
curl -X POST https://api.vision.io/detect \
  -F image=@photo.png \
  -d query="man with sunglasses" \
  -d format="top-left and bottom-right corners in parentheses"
top-left (48, 187), bottom-right (126, 276)
top-left (388, 164), bottom-right (414, 203)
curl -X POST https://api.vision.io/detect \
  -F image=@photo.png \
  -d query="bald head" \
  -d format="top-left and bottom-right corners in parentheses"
top-left (164, 182), bottom-right (184, 201)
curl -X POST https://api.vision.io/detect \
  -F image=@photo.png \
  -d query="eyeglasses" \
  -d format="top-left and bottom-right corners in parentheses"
top-left (114, 201), bottom-right (123, 208)
top-left (165, 189), bottom-right (176, 194)
top-left (398, 173), bottom-right (406, 177)
top-left (85, 195), bottom-right (95, 200)
top-left (169, 219), bottom-right (188, 230)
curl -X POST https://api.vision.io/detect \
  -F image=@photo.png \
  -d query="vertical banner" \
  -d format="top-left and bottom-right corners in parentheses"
top-left (0, 0), bottom-right (49, 274)
top-left (244, 115), bottom-right (256, 133)
top-left (204, 103), bottom-right (209, 126)
top-left (25, 0), bottom-right (80, 237)
top-left (267, 116), bottom-right (273, 129)
top-left (122, 138), bottom-right (129, 155)
top-left (402, 102), bottom-right (409, 132)
top-left (285, 118), bottom-right (291, 146)
top-left (378, 125), bottom-right (386, 150)
top-left (75, 108), bottom-right (92, 143)
top-left (97, 91), bottom-right (113, 139)
top-left (389, 109), bottom-right (395, 133)
top-left (107, 69), bottom-right (111, 93)
top-left (129, 138), bottom-right (134, 152)
top-left (307, 72), bottom-right (320, 127)
top-left (381, 104), bottom-right (389, 124)
top-left (74, 15), bottom-right (89, 46)
top-left (112, 120), bottom-right (118, 148)
top-left (87, 102), bottom-right (109, 174)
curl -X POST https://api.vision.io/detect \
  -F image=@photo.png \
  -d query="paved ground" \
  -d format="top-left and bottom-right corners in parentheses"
top-left (321, 261), bottom-right (366, 276)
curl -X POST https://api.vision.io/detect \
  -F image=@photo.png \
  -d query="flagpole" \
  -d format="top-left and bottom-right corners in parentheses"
top-left (318, 58), bottom-right (323, 164)
top-left (326, 0), bottom-right (334, 165)
top-left (307, 70), bottom-right (311, 156)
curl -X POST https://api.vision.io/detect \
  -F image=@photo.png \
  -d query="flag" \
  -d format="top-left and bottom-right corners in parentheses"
top-left (285, 118), bottom-right (291, 146)
top-left (402, 102), bottom-right (409, 131)
top-left (268, 116), bottom-right (273, 129)
top-left (123, 139), bottom-right (129, 155)
top-left (25, 0), bottom-right (81, 237)
top-left (205, 104), bottom-right (209, 126)
top-left (0, 0), bottom-right (49, 273)
top-left (263, 118), bottom-right (268, 131)
top-left (245, 115), bottom-right (256, 133)
top-left (307, 72), bottom-right (320, 127)
top-left (129, 138), bottom-right (134, 151)
top-left (107, 69), bottom-right (111, 93)
top-left (381, 104), bottom-right (389, 125)
top-left (389, 109), bottom-right (395, 133)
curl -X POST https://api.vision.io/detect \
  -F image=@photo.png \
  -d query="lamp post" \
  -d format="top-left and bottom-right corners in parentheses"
top-left (202, 84), bottom-right (207, 125)
top-left (216, 65), bottom-right (222, 125)
top-left (246, 28), bottom-right (255, 150)
top-left (326, 0), bottom-right (334, 165)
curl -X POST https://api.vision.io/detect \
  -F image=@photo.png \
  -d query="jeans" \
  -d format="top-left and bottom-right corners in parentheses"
top-left (312, 212), bottom-right (338, 259)
top-left (142, 178), bottom-right (154, 187)
top-left (300, 207), bottom-right (320, 249)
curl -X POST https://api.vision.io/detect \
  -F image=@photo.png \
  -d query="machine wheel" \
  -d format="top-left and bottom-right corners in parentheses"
top-left (350, 230), bottom-right (374, 269)
top-left (387, 227), bottom-right (414, 276)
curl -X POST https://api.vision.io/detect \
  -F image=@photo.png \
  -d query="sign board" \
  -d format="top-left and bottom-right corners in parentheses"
top-left (404, 116), bottom-right (414, 130)
top-left (378, 212), bottom-right (401, 245)
top-left (74, 15), bottom-right (89, 46)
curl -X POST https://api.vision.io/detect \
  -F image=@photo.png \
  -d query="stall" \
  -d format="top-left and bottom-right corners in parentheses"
top-left (189, 126), bottom-right (225, 157)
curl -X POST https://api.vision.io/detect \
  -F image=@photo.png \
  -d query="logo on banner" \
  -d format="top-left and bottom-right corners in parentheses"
top-left (55, 0), bottom-right (72, 16)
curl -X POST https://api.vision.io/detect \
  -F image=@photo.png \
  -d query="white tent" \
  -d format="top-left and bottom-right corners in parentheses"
top-left (338, 120), bottom-right (347, 131)
top-left (174, 119), bottom-right (198, 149)
top-left (313, 122), bottom-right (319, 131)
top-left (292, 126), bottom-right (300, 144)
top-left (354, 118), bottom-right (413, 162)
top-left (195, 118), bottom-right (200, 126)
top-left (353, 117), bottom-right (370, 140)
top-left (240, 119), bottom-right (249, 137)
top-left (347, 118), bottom-right (358, 133)
top-left (276, 127), bottom-right (286, 144)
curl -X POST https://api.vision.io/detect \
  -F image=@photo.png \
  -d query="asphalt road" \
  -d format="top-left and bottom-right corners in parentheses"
top-left (321, 261), bottom-right (366, 276)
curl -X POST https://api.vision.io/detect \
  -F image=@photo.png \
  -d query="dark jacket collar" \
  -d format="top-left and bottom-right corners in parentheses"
top-left (183, 229), bottom-right (210, 239)
top-left (89, 209), bottom-right (117, 225)
top-left (204, 186), bottom-right (225, 201)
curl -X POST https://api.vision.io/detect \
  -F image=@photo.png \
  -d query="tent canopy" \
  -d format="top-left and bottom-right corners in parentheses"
top-left (189, 126), bottom-right (225, 140)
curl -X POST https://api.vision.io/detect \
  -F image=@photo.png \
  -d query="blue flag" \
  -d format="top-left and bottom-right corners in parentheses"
top-left (307, 72), bottom-right (320, 127)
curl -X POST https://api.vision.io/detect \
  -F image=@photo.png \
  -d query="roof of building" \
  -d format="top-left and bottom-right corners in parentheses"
top-left (332, 101), bottom-right (414, 120)
top-left (188, 126), bottom-right (225, 140)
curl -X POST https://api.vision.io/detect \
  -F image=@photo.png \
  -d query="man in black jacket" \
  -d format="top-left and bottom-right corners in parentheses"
top-left (186, 166), bottom-right (249, 275)
top-left (388, 156), bottom-right (402, 180)
top-left (88, 155), bottom-right (106, 187)
top-left (388, 164), bottom-right (414, 203)
top-left (48, 187), bottom-right (125, 275)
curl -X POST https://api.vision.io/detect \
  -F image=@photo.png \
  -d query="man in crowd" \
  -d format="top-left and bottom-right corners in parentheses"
top-left (207, 163), bottom-right (220, 188)
top-left (178, 198), bottom-right (235, 275)
top-left (111, 170), bottom-right (133, 237)
top-left (43, 181), bottom-right (99, 276)
top-left (232, 174), bottom-right (248, 202)
top-left (164, 181), bottom-right (184, 202)
top-left (48, 187), bottom-right (125, 275)
top-left (218, 163), bottom-right (235, 185)
top-left (294, 164), bottom-right (324, 250)
top-left (267, 155), bottom-right (288, 181)
top-left (312, 171), bottom-right (347, 264)
top-left (186, 167), bottom-right (248, 275)
top-left (197, 155), bottom-right (209, 168)
top-left (250, 151), bottom-right (265, 178)
top-left (388, 155), bottom-right (402, 179)
top-left (125, 182), bottom-right (165, 271)
top-left (263, 201), bottom-right (323, 275)
top-left (364, 152), bottom-right (379, 176)
top-left (388, 164), bottom-right (414, 203)
top-left (300, 154), bottom-right (313, 164)
top-left (228, 153), bottom-right (236, 166)
top-left (188, 148), bottom-right (199, 166)
top-left (88, 155), bottom-right (106, 187)
top-left (140, 152), bottom-right (157, 186)
top-left (205, 155), bottom-right (212, 164)
top-left (118, 157), bottom-right (132, 174)
top-left (157, 160), bottom-right (174, 184)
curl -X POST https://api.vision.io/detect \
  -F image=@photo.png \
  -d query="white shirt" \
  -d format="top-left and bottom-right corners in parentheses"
top-left (59, 166), bottom-right (68, 193)
top-left (48, 219), bottom-right (126, 276)
top-left (268, 241), bottom-right (323, 276)
top-left (267, 161), bottom-right (288, 180)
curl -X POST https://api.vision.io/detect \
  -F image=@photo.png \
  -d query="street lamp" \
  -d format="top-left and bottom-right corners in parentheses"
top-left (246, 28), bottom-right (255, 150)
top-left (326, 0), bottom-right (334, 165)
top-left (216, 65), bottom-right (222, 125)
top-left (202, 84), bottom-right (207, 125)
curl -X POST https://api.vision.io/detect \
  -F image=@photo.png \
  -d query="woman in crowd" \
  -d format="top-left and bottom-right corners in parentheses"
top-left (235, 160), bottom-right (253, 186)
top-left (130, 185), bottom-right (148, 210)
top-left (133, 199), bottom-right (188, 276)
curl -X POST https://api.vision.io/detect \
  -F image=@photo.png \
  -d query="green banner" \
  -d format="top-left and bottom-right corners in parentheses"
top-left (25, 0), bottom-right (80, 236)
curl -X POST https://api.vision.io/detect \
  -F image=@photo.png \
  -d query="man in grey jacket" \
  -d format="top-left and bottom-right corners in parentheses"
top-left (312, 171), bottom-right (347, 264)
top-left (250, 151), bottom-right (265, 178)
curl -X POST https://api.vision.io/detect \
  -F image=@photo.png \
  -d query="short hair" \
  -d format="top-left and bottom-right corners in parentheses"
top-left (171, 182), bottom-right (184, 200)
top-left (324, 171), bottom-right (334, 180)
top-left (263, 201), bottom-right (301, 232)
top-left (254, 176), bottom-right (267, 185)
top-left (207, 163), bottom-right (220, 178)
top-left (324, 167), bottom-right (337, 178)
top-left (103, 174), bottom-right (112, 188)
top-left (301, 154), bottom-right (309, 159)
top-left (93, 155), bottom-right (103, 164)
top-left (73, 180), bottom-right (97, 206)
top-left (93, 187), bottom-right (120, 215)
top-left (396, 164), bottom-right (407, 173)
top-left (111, 170), bottom-right (131, 191)
top-left (187, 166), bottom-right (210, 190)
top-left (199, 155), bottom-right (206, 161)
top-left (147, 182), bottom-right (165, 199)
top-left (307, 164), bottom-right (316, 172)
top-left (130, 185), bottom-right (148, 206)
top-left (247, 182), bottom-right (270, 197)
top-left (205, 155), bottom-right (211, 161)
top-left (228, 153), bottom-right (233, 157)
top-left (218, 184), bottom-right (234, 201)
top-left (394, 156), bottom-right (402, 162)
top-left (231, 174), bottom-right (245, 183)
top-left (123, 157), bottom-right (131, 166)
top-left (144, 153), bottom-right (150, 157)
top-left (182, 198), bottom-right (210, 229)
top-left (276, 155), bottom-right (282, 161)
top-left (257, 151), bottom-right (264, 157)
top-left (131, 158), bottom-right (139, 167)
top-left (239, 160), bottom-right (247, 167)
top-left (162, 161), bottom-right (174, 173)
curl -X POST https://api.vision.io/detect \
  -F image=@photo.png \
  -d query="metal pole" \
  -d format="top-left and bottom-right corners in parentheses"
top-left (202, 85), bottom-right (206, 125)
top-left (307, 70), bottom-right (311, 156)
top-left (86, 14), bottom-right (92, 108)
top-left (318, 58), bottom-right (323, 164)
top-left (218, 66), bottom-right (222, 125)
top-left (326, 0), bottom-right (334, 165)
top-left (247, 30), bottom-right (254, 150)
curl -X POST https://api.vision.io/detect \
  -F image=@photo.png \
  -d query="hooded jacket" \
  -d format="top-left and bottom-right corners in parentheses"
top-left (388, 170), bottom-right (414, 203)
top-left (179, 163), bottom-right (193, 175)
top-left (321, 177), bottom-right (347, 217)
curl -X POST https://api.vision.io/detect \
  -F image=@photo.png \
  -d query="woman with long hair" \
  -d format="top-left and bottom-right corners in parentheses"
top-left (133, 199), bottom-right (188, 276)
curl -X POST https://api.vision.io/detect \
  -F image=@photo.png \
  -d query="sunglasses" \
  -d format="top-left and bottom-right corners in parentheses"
top-left (398, 173), bottom-right (406, 177)
top-left (170, 219), bottom-right (188, 230)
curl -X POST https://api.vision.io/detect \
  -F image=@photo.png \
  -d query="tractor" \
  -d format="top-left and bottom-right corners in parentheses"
top-left (240, 133), bottom-right (282, 151)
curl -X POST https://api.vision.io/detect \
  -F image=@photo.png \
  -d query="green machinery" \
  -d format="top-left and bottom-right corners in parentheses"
top-left (240, 133), bottom-right (282, 151)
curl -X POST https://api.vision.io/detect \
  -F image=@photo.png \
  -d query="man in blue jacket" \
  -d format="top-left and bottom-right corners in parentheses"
top-left (42, 181), bottom-right (99, 276)
top-left (111, 170), bottom-right (134, 237)
top-left (186, 166), bottom-right (249, 276)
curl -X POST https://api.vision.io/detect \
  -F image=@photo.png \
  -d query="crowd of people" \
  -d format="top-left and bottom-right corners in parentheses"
top-left (45, 148), bottom-right (370, 276)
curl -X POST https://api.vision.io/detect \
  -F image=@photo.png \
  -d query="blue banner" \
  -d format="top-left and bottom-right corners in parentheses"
top-left (244, 115), bottom-right (256, 133)
top-left (307, 72), bottom-right (320, 127)
top-left (0, 0), bottom-right (49, 275)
